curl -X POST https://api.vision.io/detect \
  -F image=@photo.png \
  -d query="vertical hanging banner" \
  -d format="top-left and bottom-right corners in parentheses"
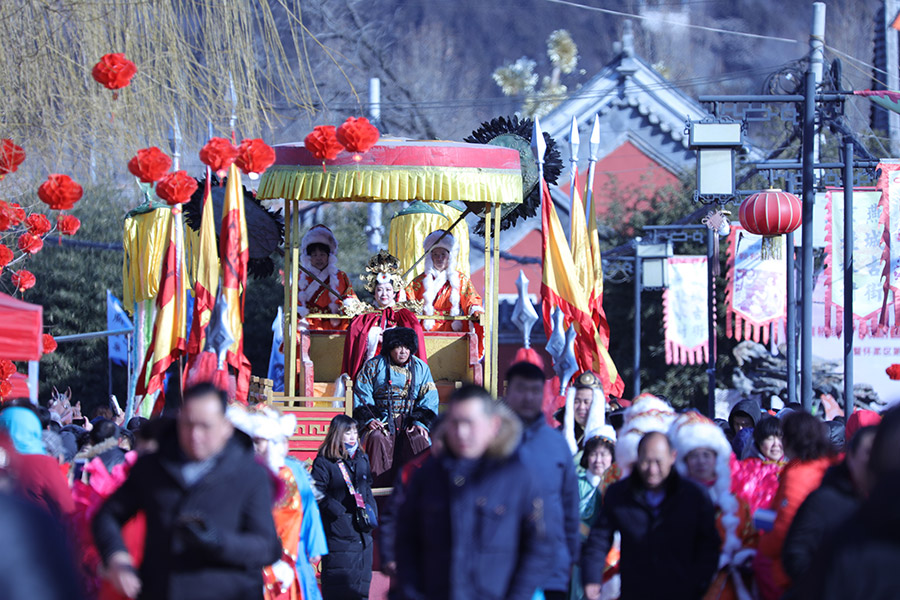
top-left (824, 187), bottom-right (888, 337)
top-left (106, 290), bottom-right (133, 366)
top-left (880, 163), bottom-right (900, 335)
top-left (663, 256), bottom-right (709, 365)
top-left (724, 227), bottom-right (787, 344)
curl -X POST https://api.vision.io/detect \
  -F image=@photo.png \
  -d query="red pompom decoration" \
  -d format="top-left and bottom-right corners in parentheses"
top-left (57, 215), bottom-right (81, 236)
top-left (0, 201), bottom-right (19, 232)
top-left (200, 138), bottom-right (240, 178)
top-left (887, 364), bottom-right (900, 381)
top-left (127, 147), bottom-right (172, 183)
top-left (235, 139), bottom-right (276, 180)
top-left (156, 170), bottom-right (198, 206)
top-left (0, 380), bottom-right (10, 398)
top-left (92, 53), bottom-right (138, 98)
top-left (38, 175), bottom-right (83, 211)
top-left (0, 244), bottom-right (12, 268)
top-left (25, 214), bottom-right (51, 236)
top-left (42, 334), bottom-right (57, 355)
top-left (0, 359), bottom-right (15, 380)
top-left (11, 270), bottom-right (36, 292)
top-left (17, 233), bottom-right (43, 255)
top-left (0, 139), bottom-right (25, 179)
top-left (337, 117), bottom-right (380, 154)
top-left (9, 203), bottom-right (25, 223)
top-left (304, 126), bottom-right (344, 162)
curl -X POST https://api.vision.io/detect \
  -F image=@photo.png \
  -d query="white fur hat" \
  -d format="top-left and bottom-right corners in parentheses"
top-left (227, 405), bottom-right (297, 472)
top-left (423, 229), bottom-right (457, 255)
top-left (301, 224), bottom-right (338, 255)
top-left (615, 393), bottom-right (675, 476)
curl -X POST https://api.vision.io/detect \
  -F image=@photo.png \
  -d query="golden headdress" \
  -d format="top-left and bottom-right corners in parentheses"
top-left (361, 250), bottom-right (405, 293)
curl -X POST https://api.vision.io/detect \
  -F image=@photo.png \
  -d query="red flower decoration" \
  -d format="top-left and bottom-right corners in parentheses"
top-left (0, 380), bottom-right (10, 398)
top-left (336, 117), bottom-right (380, 154)
top-left (200, 138), bottom-right (239, 178)
top-left (92, 53), bottom-right (137, 97)
top-left (57, 215), bottom-right (81, 236)
top-left (0, 244), bottom-right (12, 268)
top-left (25, 214), bottom-right (51, 236)
top-left (38, 175), bottom-right (83, 211)
top-left (156, 170), bottom-right (198, 206)
top-left (304, 126), bottom-right (343, 162)
top-left (42, 334), bottom-right (57, 355)
top-left (0, 201), bottom-right (17, 232)
top-left (0, 359), bottom-right (15, 380)
top-left (17, 232), bottom-right (43, 255)
top-left (235, 139), bottom-right (276, 180)
top-left (0, 139), bottom-right (25, 179)
top-left (11, 270), bottom-right (36, 292)
top-left (127, 147), bottom-right (172, 183)
top-left (9, 203), bottom-right (25, 223)
top-left (887, 364), bottom-right (900, 381)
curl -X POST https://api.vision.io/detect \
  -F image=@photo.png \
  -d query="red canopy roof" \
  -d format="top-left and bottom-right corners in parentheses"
top-left (0, 292), bottom-right (42, 361)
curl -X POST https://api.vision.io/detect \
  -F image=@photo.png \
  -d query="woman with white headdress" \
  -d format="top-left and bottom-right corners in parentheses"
top-left (297, 224), bottom-right (357, 331)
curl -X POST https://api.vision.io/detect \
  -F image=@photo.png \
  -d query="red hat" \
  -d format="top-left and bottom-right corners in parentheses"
top-left (846, 409), bottom-right (881, 442)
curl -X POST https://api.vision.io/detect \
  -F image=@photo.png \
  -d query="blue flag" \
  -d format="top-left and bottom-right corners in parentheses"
top-left (267, 306), bottom-right (284, 392)
top-left (107, 290), bottom-right (133, 366)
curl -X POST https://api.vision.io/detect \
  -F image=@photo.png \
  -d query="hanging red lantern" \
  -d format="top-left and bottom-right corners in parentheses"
top-left (127, 147), bottom-right (172, 183)
top-left (25, 214), bottom-right (51, 236)
top-left (17, 232), bottom-right (43, 255)
top-left (304, 126), bottom-right (344, 163)
top-left (200, 138), bottom-right (239, 178)
top-left (0, 139), bottom-right (25, 179)
top-left (0, 244), bottom-right (12, 268)
top-left (738, 189), bottom-right (802, 259)
top-left (42, 334), bottom-right (57, 355)
top-left (11, 269), bottom-right (35, 292)
top-left (337, 117), bottom-right (380, 156)
top-left (9, 203), bottom-right (25, 222)
top-left (235, 138), bottom-right (276, 179)
top-left (156, 170), bottom-right (198, 206)
top-left (0, 201), bottom-right (19, 232)
top-left (57, 215), bottom-right (81, 236)
top-left (92, 53), bottom-right (138, 99)
top-left (38, 175), bottom-right (83, 211)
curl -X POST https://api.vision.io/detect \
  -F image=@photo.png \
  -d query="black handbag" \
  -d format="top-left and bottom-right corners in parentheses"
top-left (337, 461), bottom-right (378, 533)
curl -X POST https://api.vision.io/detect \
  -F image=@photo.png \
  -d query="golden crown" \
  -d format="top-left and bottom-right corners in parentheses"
top-left (361, 250), bottom-right (405, 293)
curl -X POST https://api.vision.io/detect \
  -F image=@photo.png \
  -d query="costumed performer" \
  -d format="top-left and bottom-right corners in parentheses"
top-left (228, 405), bottom-right (329, 600)
top-left (340, 251), bottom-right (426, 379)
top-left (353, 327), bottom-right (438, 485)
top-left (297, 225), bottom-right (357, 331)
top-left (560, 371), bottom-right (607, 454)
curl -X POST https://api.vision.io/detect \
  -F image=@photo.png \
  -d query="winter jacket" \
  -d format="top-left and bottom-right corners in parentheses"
top-left (782, 462), bottom-right (861, 581)
top-left (395, 406), bottom-right (552, 600)
top-left (518, 417), bottom-right (581, 592)
top-left (311, 448), bottom-right (376, 599)
top-left (581, 470), bottom-right (721, 600)
top-left (92, 424), bottom-right (282, 600)
top-left (11, 453), bottom-right (75, 518)
top-left (728, 398), bottom-right (761, 432)
top-left (379, 449), bottom-right (430, 569)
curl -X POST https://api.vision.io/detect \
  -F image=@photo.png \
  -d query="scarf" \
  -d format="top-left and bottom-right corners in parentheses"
top-left (0, 407), bottom-right (46, 455)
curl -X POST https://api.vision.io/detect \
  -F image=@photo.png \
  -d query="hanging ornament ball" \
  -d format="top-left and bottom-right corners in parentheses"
top-left (127, 147), bottom-right (172, 183)
top-left (38, 174), bottom-right (83, 211)
top-left (11, 270), bottom-right (36, 292)
top-left (0, 139), bottom-right (25, 179)
top-left (57, 215), bottom-right (81, 236)
top-left (156, 170), bottom-right (198, 206)
top-left (336, 117), bottom-right (380, 154)
top-left (739, 188), bottom-right (802, 259)
top-left (92, 53), bottom-right (138, 97)
top-left (0, 244), bottom-right (12, 268)
top-left (0, 201), bottom-right (22, 232)
top-left (42, 334), bottom-right (57, 355)
top-left (235, 138), bottom-right (276, 180)
top-left (25, 214), bottom-right (51, 236)
top-left (304, 126), bottom-right (344, 162)
top-left (200, 137), bottom-right (240, 178)
top-left (17, 232), bottom-right (44, 255)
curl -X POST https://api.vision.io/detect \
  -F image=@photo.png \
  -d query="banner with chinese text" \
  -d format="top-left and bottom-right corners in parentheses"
top-left (663, 256), bottom-right (709, 365)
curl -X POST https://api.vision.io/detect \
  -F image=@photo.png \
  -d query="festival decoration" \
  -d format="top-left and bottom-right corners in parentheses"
top-left (199, 138), bottom-right (239, 178)
top-left (185, 177), bottom-right (219, 358)
top-left (879, 163), bottom-right (900, 336)
top-left (0, 359), bottom-right (14, 398)
top-left (737, 189), bottom-right (801, 258)
top-left (42, 333), bottom-right (57, 354)
top-left (11, 270), bottom-right (35, 292)
top-left (0, 201), bottom-right (23, 231)
top-left (127, 147), bottom-right (172, 183)
top-left (38, 174), bottom-right (83, 211)
top-left (25, 214), bottom-right (51, 236)
top-left (0, 244), bottom-right (12, 269)
top-left (234, 138), bottom-right (276, 179)
top-left (155, 170), bottom-right (198, 206)
top-left (17, 233), bottom-right (43, 255)
top-left (887, 364), bottom-right (900, 380)
top-left (0, 139), bottom-right (25, 179)
top-left (336, 117), bottom-right (380, 157)
top-left (663, 256), bottom-right (709, 364)
top-left (9, 203), bottom-right (25, 222)
top-left (91, 53), bottom-right (137, 99)
top-left (303, 126), bottom-right (343, 163)
top-left (724, 226), bottom-right (787, 344)
top-left (57, 215), bottom-right (81, 236)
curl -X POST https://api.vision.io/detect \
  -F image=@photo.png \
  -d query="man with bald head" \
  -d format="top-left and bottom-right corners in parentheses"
top-left (581, 431), bottom-right (720, 600)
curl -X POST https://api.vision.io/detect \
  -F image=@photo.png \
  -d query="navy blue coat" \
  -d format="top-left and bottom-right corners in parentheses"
top-left (517, 417), bottom-right (581, 592)
top-left (396, 444), bottom-right (552, 600)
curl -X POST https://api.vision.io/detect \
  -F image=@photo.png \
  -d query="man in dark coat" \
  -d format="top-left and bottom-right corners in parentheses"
top-left (582, 432), bottom-right (720, 600)
top-left (503, 362), bottom-right (580, 600)
top-left (92, 383), bottom-right (282, 600)
top-left (396, 384), bottom-right (551, 600)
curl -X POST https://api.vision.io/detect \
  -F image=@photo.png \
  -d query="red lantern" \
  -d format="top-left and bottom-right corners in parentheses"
top-left (738, 189), bottom-right (802, 259)
top-left (38, 175), bottom-right (83, 211)
top-left (156, 170), bottom-right (198, 206)
top-left (0, 139), bottom-right (25, 179)
top-left (57, 215), bottom-right (81, 236)
top-left (17, 233), bottom-right (43, 255)
top-left (200, 138), bottom-right (239, 178)
top-left (9, 203), bottom-right (25, 222)
top-left (0, 201), bottom-right (19, 232)
top-left (92, 53), bottom-right (138, 99)
top-left (127, 147), bottom-right (172, 183)
top-left (0, 359), bottom-right (14, 380)
top-left (235, 139), bottom-right (276, 179)
top-left (25, 214), bottom-right (51, 236)
top-left (0, 244), bottom-right (12, 268)
top-left (304, 126), bottom-right (343, 163)
top-left (337, 117), bottom-right (380, 155)
top-left (888, 364), bottom-right (900, 381)
top-left (11, 270), bottom-right (35, 292)
top-left (42, 334), bottom-right (57, 355)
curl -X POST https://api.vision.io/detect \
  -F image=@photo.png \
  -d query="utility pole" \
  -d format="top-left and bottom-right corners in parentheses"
top-left (366, 77), bottom-right (383, 254)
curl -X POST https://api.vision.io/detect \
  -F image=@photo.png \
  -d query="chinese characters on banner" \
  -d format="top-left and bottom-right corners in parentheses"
top-left (663, 256), bottom-right (709, 365)
top-left (724, 227), bottom-right (787, 344)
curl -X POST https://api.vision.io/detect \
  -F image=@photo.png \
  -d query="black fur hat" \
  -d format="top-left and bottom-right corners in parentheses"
top-left (381, 327), bottom-right (418, 356)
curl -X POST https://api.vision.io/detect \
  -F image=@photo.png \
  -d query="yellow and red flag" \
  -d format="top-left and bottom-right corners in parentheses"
top-left (221, 164), bottom-right (252, 402)
top-left (186, 172), bottom-right (219, 357)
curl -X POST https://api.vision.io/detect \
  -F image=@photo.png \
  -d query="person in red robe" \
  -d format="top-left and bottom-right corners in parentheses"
top-left (340, 251), bottom-right (426, 379)
top-left (297, 224), bottom-right (356, 331)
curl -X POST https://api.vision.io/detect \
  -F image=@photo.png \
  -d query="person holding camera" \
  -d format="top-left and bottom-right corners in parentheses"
top-left (311, 414), bottom-right (377, 600)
